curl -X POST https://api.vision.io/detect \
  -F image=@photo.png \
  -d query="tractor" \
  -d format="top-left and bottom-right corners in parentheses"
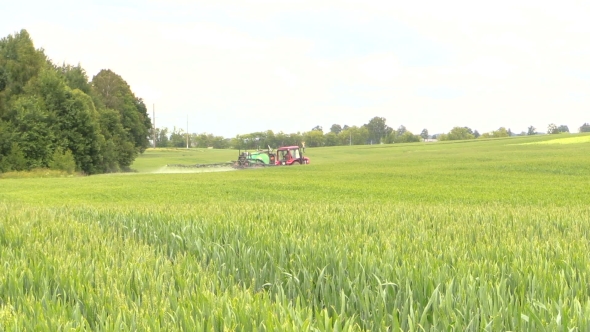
top-left (234, 145), bottom-right (309, 168)
top-left (275, 146), bottom-right (310, 165)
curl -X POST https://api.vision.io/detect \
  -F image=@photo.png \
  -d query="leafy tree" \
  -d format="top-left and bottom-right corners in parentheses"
top-left (289, 132), bottom-right (303, 147)
top-left (169, 127), bottom-right (186, 147)
top-left (303, 130), bottom-right (325, 147)
top-left (420, 129), bottom-right (429, 140)
top-left (547, 123), bottom-right (559, 134)
top-left (56, 63), bottom-right (91, 94)
top-left (324, 132), bottom-right (339, 146)
top-left (394, 131), bottom-right (421, 143)
top-left (396, 125), bottom-right (407, 137)
top-left (330, 124), bottom-right (342, 134)
top-left (0, 155), bottom-right (9, 173)
top-left (343, 125), bottom-right (350, 130)
top-left (439, 127), bottom-right (475, 141)
top-left (557, 125), bottom-right (569, 133)
top-left (91, 69), bottom-right (152, 153)
top-left (338, 126), bottom-right (368, 145)
top-left (0, 66), bottom-right (7, 92)
top-left (579, 123), bottom-right (590, 133)
top-left (311, 125), bottom-right (323, 132)
top-left (494, 127), bottom-right (509, 137)
top-left (98, 108), bottom-right (135, 171)
top-left (0, 119), bottom-right (11, 166)
top-left (190, 132), bottom-right (230, 149)
top-left (5, 143), bottom-right (27, 171)
top-left (0, 29), bottom-right (46, 114)
top-left (365, 117), bottom-right (390, 144)
top-left (479, 127), bottom-right (509, 139)
top-left (527, 126), bottom-right (537, 135)
top-left (28, 69), bottom-right (103, 173)
top-left (155, 128), bottom-right (169, 147)
top-left (134, 98), bottom-right (152, 151)
top-left (0, 30), bottom-right (152, 174)
top-left (48, 147), bottom-right (76, 173)
top-left (264, 130), bottom-right (276, 148)
top-left (274, 132), bottom-right (288, 147)
top-left (473, 130), bottom-right (480, 138)
top-left (8, 95), bottom-right (54, 168)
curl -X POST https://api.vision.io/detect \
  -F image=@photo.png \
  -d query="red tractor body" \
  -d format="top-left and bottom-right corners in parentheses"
top-left (275, 146), bottom-right (310, 165)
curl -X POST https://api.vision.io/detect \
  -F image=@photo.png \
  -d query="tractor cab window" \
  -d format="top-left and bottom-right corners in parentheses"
top-left (292, 149), bottom-right (300, 159)
top-left (279, 150), bottom-right (289, 160)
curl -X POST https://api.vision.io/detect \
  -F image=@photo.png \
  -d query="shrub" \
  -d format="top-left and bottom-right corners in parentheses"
top-left (48, 147), bottom-right (76, 174)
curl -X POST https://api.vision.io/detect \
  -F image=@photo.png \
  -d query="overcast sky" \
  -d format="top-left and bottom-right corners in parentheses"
top-left (2, 0), bottom-right (589, 137)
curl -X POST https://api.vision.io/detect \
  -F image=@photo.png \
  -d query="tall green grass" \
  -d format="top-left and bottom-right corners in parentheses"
top-left (1, 134), bottom-right (589, 330)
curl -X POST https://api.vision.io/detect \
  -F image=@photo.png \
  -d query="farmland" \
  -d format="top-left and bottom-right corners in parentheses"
top-left (1, 134), bottom-right (590, 331)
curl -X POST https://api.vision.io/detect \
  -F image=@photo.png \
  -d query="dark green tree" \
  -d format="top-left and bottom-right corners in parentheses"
top-left (48, 147), bottom-right (76, 173)
top-left (5, 143), bottom-right (27, 171)
top-left (420, 128), bottom-right (429, 140)
top-left (98, 108), bottom-right (135, 171)
top-left (28, 69), bottom-right (103, 173)
top-left (155, 128), bottom-right (169, 147)
top-left (527, 126), bottom-right (536, 135)
top-left (579, 123), bottom-right (590, 133)
top-left (396, 125), bottom-right (407, 137)
top-left (324, 132), bottom-right (339, 146)
top-left (8, 95), bottom-right (54, 168)
top-left (311, 125), bottom-right (323, 132)
top-left (0, 30), bottom-right (152, 174)
top-left (303, 130), bottom-right (325, 147)
top-left (439, 127), bottom-right (475, 141)
top-left (169, 127), bottom-right (186, 148)
top-left (91, 69), bottom-right (152, 153)
top-left (365, 117), bottom-right (390, 144)
top-left (394, 131), bottom-right (421, 143)
top-left (56, 63), bottom-right (91, 94)
top-left (0, 29), bottom-right (46, 114)
top-left (330, 124), bottom-right (342, 134)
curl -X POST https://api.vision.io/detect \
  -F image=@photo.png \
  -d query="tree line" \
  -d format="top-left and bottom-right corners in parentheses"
top-left (154, 116), bottom-right (425, 150)
top-left (0, 30), bottom-right (152, 174)
top-left (156, 118), bottom-right (589, 150)
top-left (436, 123), bottom-right (587, 141)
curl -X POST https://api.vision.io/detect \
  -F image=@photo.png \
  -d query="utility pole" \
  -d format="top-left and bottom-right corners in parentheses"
top-left (186, 115), bottom-right (189, 149)
top-left (153, 104), bottom-right (156, 148)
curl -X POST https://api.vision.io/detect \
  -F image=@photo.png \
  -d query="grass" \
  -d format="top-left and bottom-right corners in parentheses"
top-left (518, 134), bottom-right (590, 145)
top-left (0, 168), bottom-right (79, 179)
top-left (1, 133), bottom-right (590, 331)
top-left (131, 148), bottom-right (237, 172)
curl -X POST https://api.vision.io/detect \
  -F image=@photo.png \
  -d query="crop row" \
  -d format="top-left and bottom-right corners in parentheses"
top-left (1, 202), bottom-right (590, 330)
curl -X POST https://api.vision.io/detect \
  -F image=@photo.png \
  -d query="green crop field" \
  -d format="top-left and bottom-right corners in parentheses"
top-left (1, 134), bottom-right (590, 331)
